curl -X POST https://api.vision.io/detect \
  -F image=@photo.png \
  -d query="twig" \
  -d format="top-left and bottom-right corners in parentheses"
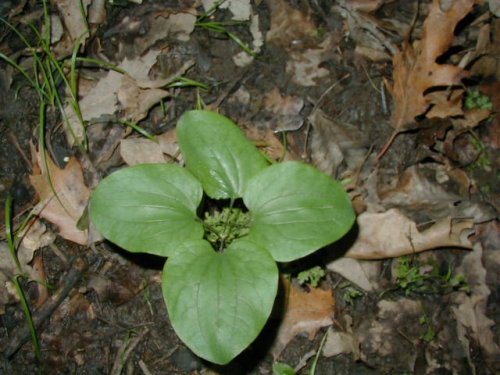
top-left (110, 328), bottom-right (150, 375)
top-left (3, 255), bottom-right (93, 358)
top-left (138, 359), bottom-right (153, 375)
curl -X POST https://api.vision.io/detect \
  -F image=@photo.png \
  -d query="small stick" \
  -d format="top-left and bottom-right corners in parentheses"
top-left (376, 130), bottom-right (400, 161)
top-left (110, 328), bottom-right (149, 375)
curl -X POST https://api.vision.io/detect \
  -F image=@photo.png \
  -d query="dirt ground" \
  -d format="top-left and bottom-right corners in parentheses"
top-left (0, 0), bottom-right (499, 374)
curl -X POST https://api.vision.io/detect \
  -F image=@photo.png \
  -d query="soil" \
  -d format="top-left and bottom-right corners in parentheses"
top-left (0, 1), bottom-right (499, 374)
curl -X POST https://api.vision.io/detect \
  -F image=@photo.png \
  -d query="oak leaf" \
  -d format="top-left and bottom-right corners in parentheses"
top-left (271, 278), bottom-right (334, 358)
top-left (390, 0), bottom-right (474, 130)
top-left (30, 149), bottom-right (90, 245)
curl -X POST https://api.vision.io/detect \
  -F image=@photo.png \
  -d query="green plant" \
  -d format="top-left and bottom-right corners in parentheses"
top-left (0, 0), bottom-right (87, 149)
top-left (394, 256), bottom-right (469, 295)
top-left (419, 315), bottom-right (437, 343)
top-left (195, 0), bottom-right (257, 57)
top-left (464, 90), bottom-right (493, 110)
top-left (89, 110), bottom-right (355, 364)
top-left (4, 194), bottom-right (41, 359)
top-left (273, 362), bottom-right (296, 375)
top-left (339, 281), bottom-right (364, 305)
top-left (297, 266), bottom-right (326, 288)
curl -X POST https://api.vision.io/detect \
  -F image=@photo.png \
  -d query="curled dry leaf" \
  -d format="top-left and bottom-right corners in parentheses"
top-left (271, 278), bottom-right (334, 358)
top-left (390, 0), bottom-right (474, 130)
top-left (345, 208), bottom-right (474, 259)
top-left (30, 149), bottom-right (90, 245)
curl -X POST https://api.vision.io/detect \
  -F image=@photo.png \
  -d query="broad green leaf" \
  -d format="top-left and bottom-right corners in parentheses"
top-left (244, 161), bottom-right (355, 262)
top-left (90, 164), bottom-right (204, 257)
top-left (177, 110), bottom-right (269, 199)
top-left (272, 362), bottom-right (296, 375)
top-left (163, 239), bottom-right (278, 364)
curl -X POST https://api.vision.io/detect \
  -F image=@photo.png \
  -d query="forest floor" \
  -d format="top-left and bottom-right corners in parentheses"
top-left (0, 0), bottom-right (499, 374)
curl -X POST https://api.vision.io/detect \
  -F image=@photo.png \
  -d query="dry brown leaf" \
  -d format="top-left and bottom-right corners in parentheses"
top-left (286, 35), bottom-right (337, 86)
top-left (271, 279), bottom-right (334, 358)
top-left (345, 209), bottom-right (474, 259)
top-left (55, 0), bottom-right (92, 51)
top-left (309, 109), bottom-right (369, 176)
top-left (342, 0), bottom-right (387, 12)
top-left (322, 324), bottom-right (361, 359)
top-left (157, 128), bottom-right (182, 162)
top-left (202, 0), bottom-right (251, 21)
top-left (64, 50), bottom-right (192, 145)
top-left (390, 0), bottom-right (473, 130)
top-left (245, 127), bottom-right (296, 161)
top-left (261, 87), bottom-right (304, 132)
top-left (451, 243), bottom-right (500, 364)
top-left (0, 221), bottom-right (54, 313)
top-left (265, 0), bottom-right (316, 49)
top-left (327, 258), bottom-right (381, 291)
top-left (30, 149), bottom-right (90, 245)
top-left (120, 138), bottom-right (166, 166)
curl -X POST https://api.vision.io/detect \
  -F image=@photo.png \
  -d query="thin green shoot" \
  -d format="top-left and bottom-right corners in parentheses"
top-left (5, 194), bottom-right (22, 274)
top-left (196, 0), bottom-right (227, 22)
top-left (13, 275), bottom-right (41, 359)
top-left (196, 90), bottom-right (206, 110)
top-left (166, 76), bottom-right (209, 90)
top-left (74, 57), bottom-right (126, 74)
top-left (196, 20), bottom-right (257, 57)
top-left (309, 329), bottom-right (329, 375)
top-left (195, 0), bottom-right (256, 58)
top-left (118, 119), bottom-right (157, 142)
top-left (4, 195), bottom-right (41, 359)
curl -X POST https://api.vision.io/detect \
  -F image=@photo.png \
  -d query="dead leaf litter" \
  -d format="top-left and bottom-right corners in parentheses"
top-left (0, 0), bottom-right (498, 373)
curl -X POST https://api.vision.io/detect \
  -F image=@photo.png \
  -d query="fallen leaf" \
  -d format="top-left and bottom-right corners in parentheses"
top-left (245, 126), bottom-right (298, 161)
top-left (120, 138), bottom-right (166, 166)
top-left (261, 87), bottom-right (304, 132)
top-left (202, 0), bottom-right (251, 21)
top-left (54, 0), bottom-right (91, 48)
top-left (157, 128), bottom-right (182, 162)
top-left (451, 243), bottom-right (500, 365)
top-left (271, 279), bottom-right (334, 358)
top-left (30, 149), bottom-right (90, 245)
top-left (265, 0), bottom-right (316, 49)
top-left (286, 35), bottom-right (337, 86)
top-left (309, 109), bottom-right (369, 176)
top-left (390, 0), bottom-right (473, 130)
top-left (322, 327), bottom-right (361, 359)
top-left (377, 165), bottom-right (496, 223)
top-left (345, 209), bottom-right (474, 259)
top-left (342, 0), bottom-right (388, 12)
top-left (327, 258), bottom-right (381, 291)
top-left (64, 50), bottom-right (193, 145)
top-left (0, 221), bottom-right (54, 313)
